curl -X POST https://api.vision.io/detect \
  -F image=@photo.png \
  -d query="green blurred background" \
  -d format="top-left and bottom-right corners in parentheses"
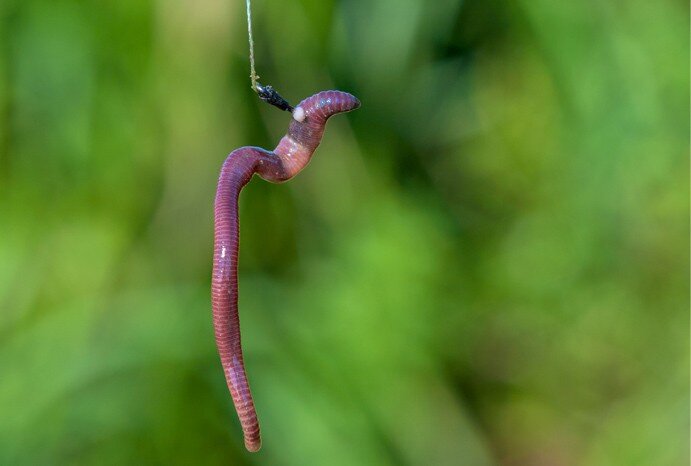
top-left (0, 0), bottom-right (688, 464)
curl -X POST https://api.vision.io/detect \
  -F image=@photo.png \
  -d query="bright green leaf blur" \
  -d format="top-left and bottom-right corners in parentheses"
top-left (0, 0), bottom-right (688, 465)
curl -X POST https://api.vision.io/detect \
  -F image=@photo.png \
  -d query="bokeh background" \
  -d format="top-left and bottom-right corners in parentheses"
top-left (0, 0), bottom-right (688, 465)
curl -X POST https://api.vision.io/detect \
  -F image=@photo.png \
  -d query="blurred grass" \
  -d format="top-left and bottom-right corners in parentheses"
top-left (0, 0), bottom-right (688, 465)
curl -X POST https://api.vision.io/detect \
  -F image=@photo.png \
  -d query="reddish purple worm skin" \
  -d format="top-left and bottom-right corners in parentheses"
top-left (212, 90), bottom-right (360, 452)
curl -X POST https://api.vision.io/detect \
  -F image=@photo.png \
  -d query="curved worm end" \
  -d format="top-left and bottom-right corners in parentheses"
top-left (293, 90), bottom-right (360, 124)
top-left (282, 90), bottom-right (359, 160)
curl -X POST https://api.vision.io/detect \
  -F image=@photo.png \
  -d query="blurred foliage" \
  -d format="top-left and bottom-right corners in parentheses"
top-left (0, 0), bottom-right (688, 465)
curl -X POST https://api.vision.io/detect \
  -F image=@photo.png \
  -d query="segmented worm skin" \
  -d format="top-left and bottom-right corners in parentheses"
top-left (212, 90), bottom-right (360, 452)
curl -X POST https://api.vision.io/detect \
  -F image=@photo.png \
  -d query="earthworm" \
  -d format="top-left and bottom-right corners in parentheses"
top-left (212, 90), bottom-right (360, 452)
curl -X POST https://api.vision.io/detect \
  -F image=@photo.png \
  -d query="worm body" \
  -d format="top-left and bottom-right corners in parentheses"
top-left (212, 90), bottom-right (360, 452)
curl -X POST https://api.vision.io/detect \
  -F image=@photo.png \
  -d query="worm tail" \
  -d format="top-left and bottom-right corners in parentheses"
top-left (212, 151), bottom-right (262, 452)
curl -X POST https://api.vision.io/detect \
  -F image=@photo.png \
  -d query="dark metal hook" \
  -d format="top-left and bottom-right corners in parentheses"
top-left (255, 83), bottom-right (294, 113)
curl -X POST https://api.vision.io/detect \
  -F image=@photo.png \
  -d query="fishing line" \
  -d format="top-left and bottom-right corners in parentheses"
top-left (246, 0), bottom-right (258, 91)
top-left (245, 0), bottom-right (294, 112)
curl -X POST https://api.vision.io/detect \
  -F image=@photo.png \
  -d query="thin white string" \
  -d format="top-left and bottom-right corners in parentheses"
top-left (246, 0), bottom-right (259, 92)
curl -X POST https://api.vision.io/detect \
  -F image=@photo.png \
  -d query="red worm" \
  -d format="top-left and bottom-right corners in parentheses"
top-left (212, 90), bottom-right (360, 452)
